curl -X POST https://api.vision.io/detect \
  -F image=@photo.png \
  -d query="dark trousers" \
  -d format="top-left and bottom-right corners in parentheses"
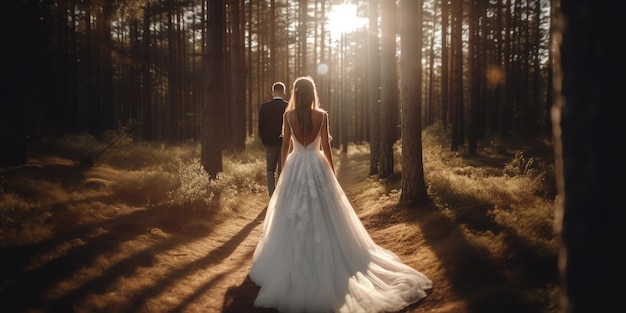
top-left (265, 146), bottom-right (281, 196)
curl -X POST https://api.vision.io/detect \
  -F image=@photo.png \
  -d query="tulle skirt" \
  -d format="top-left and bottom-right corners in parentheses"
top-left (249, 144), bottom-right (432, 313)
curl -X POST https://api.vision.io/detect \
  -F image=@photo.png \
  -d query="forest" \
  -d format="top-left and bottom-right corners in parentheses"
top-left (4, 0), bottom-right (553, 177)
top-left (0, 0), bottom-right (620, 313)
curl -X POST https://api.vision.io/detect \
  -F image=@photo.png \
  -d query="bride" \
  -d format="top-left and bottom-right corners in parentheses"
top-left (249, 76), bottom-right (432, 313)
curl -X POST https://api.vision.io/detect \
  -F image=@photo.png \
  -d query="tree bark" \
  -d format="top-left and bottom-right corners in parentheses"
top-left (399, 0), bottom-right (428, 206)
top-left (379, 0), bottom-right (398, 179)
top-left (554, 0), bottom-right (621, 311)
top-left (201, 0), bottom-right (226, 178)
top-left (229, 0), bottom-right (246, 152)
top-left (367, 0), bottom-right (381, 176)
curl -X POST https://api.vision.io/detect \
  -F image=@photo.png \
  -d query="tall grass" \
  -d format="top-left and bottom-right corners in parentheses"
top-left (0, 132), bottom-right (267, 246)
top-left (1, 125), bottom-right (557, 260)
top-left (0, 125), bottom-right (559, 311)
top-left (421, 125), bottom-right (558, 283)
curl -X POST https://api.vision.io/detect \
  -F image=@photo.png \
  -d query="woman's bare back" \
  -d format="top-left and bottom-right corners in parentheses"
top-left (287, 109), bottom-right (325, 147)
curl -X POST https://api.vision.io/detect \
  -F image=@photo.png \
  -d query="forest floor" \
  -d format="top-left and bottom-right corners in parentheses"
top-left (0, 138), bottom-right (559, 313)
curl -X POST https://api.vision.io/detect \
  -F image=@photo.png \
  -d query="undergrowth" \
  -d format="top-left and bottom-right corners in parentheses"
top-left (0, 124), bottom-right (556, 257)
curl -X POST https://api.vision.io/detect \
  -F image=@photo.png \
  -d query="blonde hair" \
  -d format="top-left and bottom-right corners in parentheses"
top-left (287, 76), bottom-right (320, 137)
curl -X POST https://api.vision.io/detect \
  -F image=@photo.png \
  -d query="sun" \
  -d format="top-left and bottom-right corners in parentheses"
top-left (327, 3), bottom-right (361, 40)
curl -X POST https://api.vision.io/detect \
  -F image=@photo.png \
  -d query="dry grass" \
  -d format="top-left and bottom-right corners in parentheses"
top-left (0, 126), bottom-right (559, 313)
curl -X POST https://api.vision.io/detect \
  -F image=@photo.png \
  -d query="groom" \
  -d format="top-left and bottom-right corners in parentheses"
top-left (258, 82), bottom-right (288, 197)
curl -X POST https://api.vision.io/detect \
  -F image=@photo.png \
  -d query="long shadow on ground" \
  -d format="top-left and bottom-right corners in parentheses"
top-left (0, 204), bottom-right (217, 312)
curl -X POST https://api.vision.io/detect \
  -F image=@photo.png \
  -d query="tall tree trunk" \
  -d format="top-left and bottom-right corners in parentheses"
top-left (98, 2), bottom-right (114, 134)
top-left (467, 0), bottom-right (479, 155)
top-left (379, 0), bottom-right (398, 178)
top-left (317, 0), bottom-right (329, 110)
top-left (554, 0), bottom-right (621, 311)
top-left (450, 0), bottom-right (463, 151)
top-left (367, 0), bottom-right (381, 176)
top-left (490, 0), bottom-right (505, 134)
top-left (545, 0), bottom-right (556, 136)
top-left (167, 6), bottom-right (179, 142)
top-left (399, 0), bottom-right (428, 206)
top-left (270, 0), bottom-right (277, 83)
top-left (298, 0), bottom-right (308, 74)
top-left (440, 0), bottom-right (450, 126)
top-left (229, 0), bottom-right (246, 151)
top-left (501, 0), bottom-right (512, 139)
top-left (246, 0), bottom-right (254, 137)
top-left (84, 11), bottom-right (99, 135)
top-left (340, 33), bottom-right (348, 153)
top-left (426, 13), bottom-right (436, 127)
top-left (141, 3), bottom-right (153, 140)
top-left (201, 0), bottom-right (225, 178)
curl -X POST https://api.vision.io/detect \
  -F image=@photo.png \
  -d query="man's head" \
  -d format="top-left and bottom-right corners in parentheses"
top-left (272, 82), bottom-right (286, 97)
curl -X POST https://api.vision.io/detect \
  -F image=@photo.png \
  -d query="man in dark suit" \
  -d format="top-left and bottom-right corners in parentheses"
top-left (258, 82), bottom-right (288, 197)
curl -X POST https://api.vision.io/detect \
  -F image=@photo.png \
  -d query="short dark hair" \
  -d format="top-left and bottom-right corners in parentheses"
top-left (272, 82), bottom-right (286, 93)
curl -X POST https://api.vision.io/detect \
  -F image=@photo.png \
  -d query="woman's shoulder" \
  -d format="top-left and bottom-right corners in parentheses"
top-left (313, 108), bottom-right (328, 115)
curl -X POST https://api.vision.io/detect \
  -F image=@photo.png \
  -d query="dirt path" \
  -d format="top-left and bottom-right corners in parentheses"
top-left (194, 151), bottom-right (406, 312)
top-left (0, 151), bottom-right (451, 313)
top-left (188, 151), bottom-right (448, 313)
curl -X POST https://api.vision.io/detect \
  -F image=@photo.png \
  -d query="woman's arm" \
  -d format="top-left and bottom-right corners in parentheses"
top-left (320, 112), bottom-right (335, 174)
top-left (279, 112), bottom-right (292, 178)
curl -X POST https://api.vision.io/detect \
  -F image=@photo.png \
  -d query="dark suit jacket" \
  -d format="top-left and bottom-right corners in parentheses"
top-left (259, 97), bottom-right (288, 147)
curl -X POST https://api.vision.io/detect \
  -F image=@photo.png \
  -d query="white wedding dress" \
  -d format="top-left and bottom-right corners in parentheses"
top-left (249, 113), bottom-right (432, 313)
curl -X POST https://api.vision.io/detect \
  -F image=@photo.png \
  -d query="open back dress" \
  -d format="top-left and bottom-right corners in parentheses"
top-left (249, 111), bottom-right (432, 313)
